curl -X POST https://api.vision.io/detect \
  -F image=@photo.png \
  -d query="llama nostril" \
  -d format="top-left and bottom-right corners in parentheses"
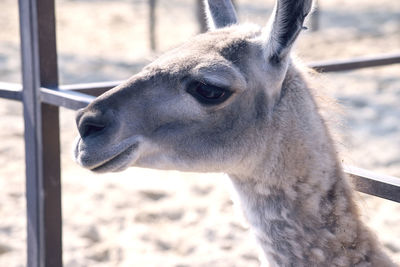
top-left (79, 119), bottom-right (106, 138)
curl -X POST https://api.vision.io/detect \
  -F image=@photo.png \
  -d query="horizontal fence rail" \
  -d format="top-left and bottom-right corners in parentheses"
top-left (41, 88), bottom-right (95, 110)
top-left (0, 82), bottom-right (22, 101)
top-left (0, 82), bottom-right (94, 109)
top-left (345, 165), bottom-right (400, 202)
top-left (309, 53), bottom-right (400, 72)
top-left (59, 80), bottom-right (124, 97)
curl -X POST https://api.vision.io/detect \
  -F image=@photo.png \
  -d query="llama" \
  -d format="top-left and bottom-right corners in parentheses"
top-left (74, 0), bottom-right (396, 266)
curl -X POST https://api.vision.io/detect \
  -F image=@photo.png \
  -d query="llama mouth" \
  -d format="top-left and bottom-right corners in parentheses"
top-left (90, 143), bottom-right (139, 173)
top-left (74, 136), bottom-right (141, 173)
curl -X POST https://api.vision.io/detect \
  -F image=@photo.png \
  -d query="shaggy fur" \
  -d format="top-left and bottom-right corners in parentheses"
top-left (74, 0), bottom-right (396, 266)
top-left (230, 66), bottom-right (395, 266)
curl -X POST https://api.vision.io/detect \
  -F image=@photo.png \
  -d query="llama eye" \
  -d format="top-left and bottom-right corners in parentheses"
top-left (187, 81), bottom-right (232, 105)
top-left (196, 83), bottom-right (225, 99)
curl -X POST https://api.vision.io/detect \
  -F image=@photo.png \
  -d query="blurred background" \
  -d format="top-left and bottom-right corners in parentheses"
top-left (0, 0), bottom-right (399, 266)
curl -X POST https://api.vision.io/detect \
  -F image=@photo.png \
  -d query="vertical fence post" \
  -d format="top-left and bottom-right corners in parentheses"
top-left (149, 0), bottom-right (157, 51)
top-left (19, 0), bottom-right (62, 266)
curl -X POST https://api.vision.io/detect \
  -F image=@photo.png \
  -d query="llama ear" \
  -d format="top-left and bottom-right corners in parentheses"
top-left (204, 0), bottom-right (238, 30)
top-left (264, 0), bottom-right (312, 63)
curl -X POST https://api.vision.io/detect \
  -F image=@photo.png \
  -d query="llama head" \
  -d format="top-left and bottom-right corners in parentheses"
top-left (74, 0), bottom-right (312, 174)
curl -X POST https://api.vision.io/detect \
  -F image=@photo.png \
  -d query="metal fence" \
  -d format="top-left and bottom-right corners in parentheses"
top-left (0, 0), bottom-right (399, 266)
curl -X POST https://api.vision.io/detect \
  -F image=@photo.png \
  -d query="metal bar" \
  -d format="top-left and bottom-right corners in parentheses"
top-left (344, 165), bottom-right (400, 203)
top-left (59, 80), bottom-right (123, 97)
top-left (19, 0), bottom-right (44, 266)
top-left (0, 82), bottom-right (95, 110)
top-left (309, 53), bottom-right (400, 72)
top-left (19, 0), bottom-right (62, 266)
top-left (37, 0), bottom-right (63, 265)
top-left (41, 87), bottom-right (95, 110)
top-left (0, 82), bottom-right (22, 101)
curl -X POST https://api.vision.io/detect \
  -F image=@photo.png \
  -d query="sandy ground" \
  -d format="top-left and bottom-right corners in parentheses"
top-left (0, 0), bottom-right (400, 266)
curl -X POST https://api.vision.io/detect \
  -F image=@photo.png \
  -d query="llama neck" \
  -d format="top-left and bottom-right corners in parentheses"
top-left (228, 69), bottom-right (393, 267)
top-left (229, 137), bottom-right (394, 266)
top-left (229, 149), bottom-right (358, 266)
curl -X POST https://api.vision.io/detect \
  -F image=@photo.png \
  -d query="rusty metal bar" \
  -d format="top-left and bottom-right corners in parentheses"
top-left (309, 53), bottom-right (400, 72)
top-left (344, 165), bottom-right (400, 203)
top-left (36, 0), bottom-right (63, 264)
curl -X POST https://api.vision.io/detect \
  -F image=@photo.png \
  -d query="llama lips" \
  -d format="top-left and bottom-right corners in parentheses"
top-left (74, 135), bottom-right (142, 172)
top-left (90, 143), bottom-right (139, 173)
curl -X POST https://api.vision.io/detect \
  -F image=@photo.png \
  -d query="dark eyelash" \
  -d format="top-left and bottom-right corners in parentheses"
top-left (186, 81), bottom-right (232, 105)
